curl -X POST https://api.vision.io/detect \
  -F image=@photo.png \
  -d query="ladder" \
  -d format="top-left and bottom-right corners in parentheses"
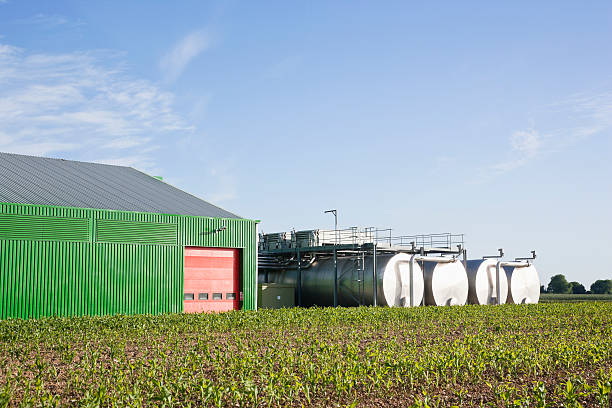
top-left (353, 252), bottom-right (365, 305)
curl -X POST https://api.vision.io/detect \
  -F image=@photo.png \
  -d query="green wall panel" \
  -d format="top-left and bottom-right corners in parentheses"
top-left (96, 219), bottom-right (178, 245)
top-left (0, 202), bottom-right (257, 319)
top-left (0, 213), bottom-right (89, 242)
top-left (0, 240), bottom-right (182, 319)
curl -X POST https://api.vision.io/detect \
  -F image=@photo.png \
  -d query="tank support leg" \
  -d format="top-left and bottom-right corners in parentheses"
top-left (372, 244), bottom-right (377, 307)
top-left (297, 246), bottom-right (302, 307)
top-left (333, 248), bottom-right (338, 307)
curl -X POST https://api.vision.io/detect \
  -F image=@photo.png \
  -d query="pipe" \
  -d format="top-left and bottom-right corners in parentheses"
top-left (255, 222), bottom-right (259, 310)
top-left (259, 256), bottom-right (317, 270)
top-left (478, 249), bottom-right (505, 305)
top-left (372, 244), bottom-right (377, 307)
top-left (258, 256), bottom-right (296, 266)
top-left (333, 248), bottom-right (338, 307)
top-left (399, 254), bottom-right (460, 307)
top-left (297, 246), bottom-right (302, 307)
top-left (495, 260), bottom-right (531, 305)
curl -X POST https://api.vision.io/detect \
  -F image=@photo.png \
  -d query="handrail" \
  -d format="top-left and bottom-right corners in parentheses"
top-left (260, 228), bottom-right (465, 252)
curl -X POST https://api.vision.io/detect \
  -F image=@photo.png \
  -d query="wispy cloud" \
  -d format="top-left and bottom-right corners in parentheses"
top-left (490, 129), bottom-right (542, 173)
top-left (160, 29), bottom-right (210, 82)
top-left (11, 13), bottom-right (86, 31)
top-left (510, 129), bottom-right (541, 156)
top-left (15, 14), bottom-right (68, 27)
top-left (546, 90), bottom-right (612, 147)
top-left (0, 41), bottom-right (192, 171)
top-left (477, 88), bottom-right (612, 181)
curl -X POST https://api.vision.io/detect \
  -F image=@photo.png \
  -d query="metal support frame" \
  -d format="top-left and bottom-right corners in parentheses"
top-left (297, 246), bottom-right (302, 307)
top-left (324, 209), bottom-right (339, 307)
top-left (333, 247), bottom-right (338, 307)
top-left (255, 221), bottom-right (259, 311)
top-left (372, 244), bottom-right (377, 307)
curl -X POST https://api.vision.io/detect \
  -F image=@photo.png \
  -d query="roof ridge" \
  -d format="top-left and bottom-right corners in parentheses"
top-left (0, 151), bottom-right (132, 169)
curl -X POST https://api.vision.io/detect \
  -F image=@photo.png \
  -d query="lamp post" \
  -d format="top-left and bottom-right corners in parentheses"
top-left (324, 209), bottom-right (337, 241)
top-left (324, 209), bottom-right (338, 306)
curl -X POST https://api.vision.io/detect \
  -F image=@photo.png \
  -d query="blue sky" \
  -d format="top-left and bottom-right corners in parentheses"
top-left (1, 1), bottom-right (611, 287)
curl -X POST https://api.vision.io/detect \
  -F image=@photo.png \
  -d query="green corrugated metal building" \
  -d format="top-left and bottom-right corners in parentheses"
top-left (0, 152), bottom-right (258, 319)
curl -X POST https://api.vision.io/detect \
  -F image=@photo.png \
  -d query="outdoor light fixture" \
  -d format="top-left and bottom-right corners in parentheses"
top-left (324, 209), bottom-right (338, 245)
top-left (324, 209), bottom-right (337, 231)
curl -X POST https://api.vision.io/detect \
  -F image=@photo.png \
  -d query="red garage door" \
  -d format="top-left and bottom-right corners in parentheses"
top-left (184, 247), bottom-right (240, 313)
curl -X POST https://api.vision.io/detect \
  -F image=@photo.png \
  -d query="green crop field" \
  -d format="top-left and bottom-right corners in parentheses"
top-left (539, 294), bottom-right (612, 303)
top-left (1, 304), bottom-right (611, 407)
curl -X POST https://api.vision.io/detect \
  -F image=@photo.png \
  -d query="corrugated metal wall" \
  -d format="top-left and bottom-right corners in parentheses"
top-left (96, 220), bottom-right (178, 244)
top-left (0, 214), bottom-right (90, 241)
top-left (0, 202), bottom-right (257, 319)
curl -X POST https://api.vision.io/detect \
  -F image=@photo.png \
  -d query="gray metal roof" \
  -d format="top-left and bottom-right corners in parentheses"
top-left (0, 152), bottom-right (240, 218)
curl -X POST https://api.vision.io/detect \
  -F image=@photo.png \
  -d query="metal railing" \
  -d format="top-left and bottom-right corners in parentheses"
top-left (373, 231), bottom-right (464, 249)
top-left (319, 227), bottom-right (373, 245)
top-left (260, 227), bottom-right (464, 251)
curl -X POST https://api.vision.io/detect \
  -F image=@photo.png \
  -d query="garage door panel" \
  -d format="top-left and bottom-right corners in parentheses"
top-left (182, 267), bottom-right (236, 279)
top-left (184, 248), bottom-right (236, 258)
top-left (183, 247), bottom-right (239, 314)
top-left (184, 280), bottom-right (236, 292)
top-left (184, 301), bottom-right (239, 313)
top-left (184, 277), bottom-right (236, 286)
top-left (184, 257), bottom-right (235, 269)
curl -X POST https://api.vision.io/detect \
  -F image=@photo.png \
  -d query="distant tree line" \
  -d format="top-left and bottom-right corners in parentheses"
top-left (539, 274), bottom-right (612, 294)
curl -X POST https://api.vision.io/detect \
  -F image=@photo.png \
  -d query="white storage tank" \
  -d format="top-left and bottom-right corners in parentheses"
top-left (465, 259), bottom-right (509, 305)
top-left (505, 264), bottom-right (540, 304)
top-left (380, 253), bottom-right (425, 307)
top-left (260, 252), bottom-right (424, 307)
top-left (422, 259), bottom-right (469, 306)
